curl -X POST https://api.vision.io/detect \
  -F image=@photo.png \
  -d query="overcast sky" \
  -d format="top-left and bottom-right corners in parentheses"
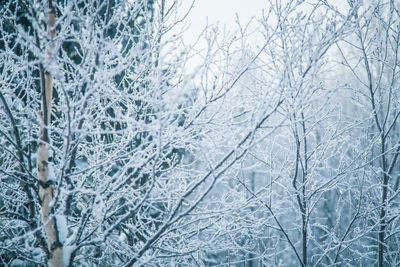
top-left (182, 0), bottom-right (266, 43)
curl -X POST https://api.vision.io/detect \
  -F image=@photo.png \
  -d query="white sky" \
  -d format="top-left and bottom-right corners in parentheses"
top-left (182, 0), bottom-right (267, 43)
top-left (175, 0), bottom-right (350, 72)
top-left (179, 0), bottom-right (350, 43)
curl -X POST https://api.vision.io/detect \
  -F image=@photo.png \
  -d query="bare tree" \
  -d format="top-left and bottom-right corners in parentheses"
top-left (0, 0), bottom-right (283, 265)
top-left (193, 1), bottom-right (363, 266)
top-left (1, 0), bottom-right (400, 266)
top-left (334, 0), bottom-right (400, 265)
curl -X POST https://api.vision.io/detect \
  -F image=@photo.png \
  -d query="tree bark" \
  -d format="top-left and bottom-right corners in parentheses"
top-left (378, 139), bottom-right (388, 267)
top-left (38, 1), bottom-right (63, 266)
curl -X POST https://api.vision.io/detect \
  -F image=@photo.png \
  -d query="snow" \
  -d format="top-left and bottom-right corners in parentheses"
top-left (55, 215), bottom-right (67, 244)
top-left (10, 259), bottom-right (25, 267)
top-left (63, 245), bottom-right (76, 267)
top-left (47, 162), bottom-right (56, 182)
top-left (32, 247), bottom-right (42, 261)
top-left (1, 0), bottom-right (400, 266)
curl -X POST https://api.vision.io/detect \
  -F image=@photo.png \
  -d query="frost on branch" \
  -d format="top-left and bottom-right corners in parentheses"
top-left (0, 0), bottom-right (400, 266)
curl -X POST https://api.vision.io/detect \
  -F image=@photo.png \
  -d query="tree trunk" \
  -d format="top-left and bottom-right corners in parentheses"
top-left (38, 1), bottom-right (63, 266)
top-left (378, 140), bottom-right (388, 267)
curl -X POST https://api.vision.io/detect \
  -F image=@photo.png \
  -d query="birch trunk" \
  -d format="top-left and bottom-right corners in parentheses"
top-left (38, 1), bottom-right (63, 266)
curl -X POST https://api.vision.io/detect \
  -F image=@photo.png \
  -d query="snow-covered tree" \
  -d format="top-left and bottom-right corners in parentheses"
top-left (1, 0), bottom-right (400, 266)
top-left (334, 0), bottom-right (400, 265)
top-left (0, 0), bottom-right (282, 265)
